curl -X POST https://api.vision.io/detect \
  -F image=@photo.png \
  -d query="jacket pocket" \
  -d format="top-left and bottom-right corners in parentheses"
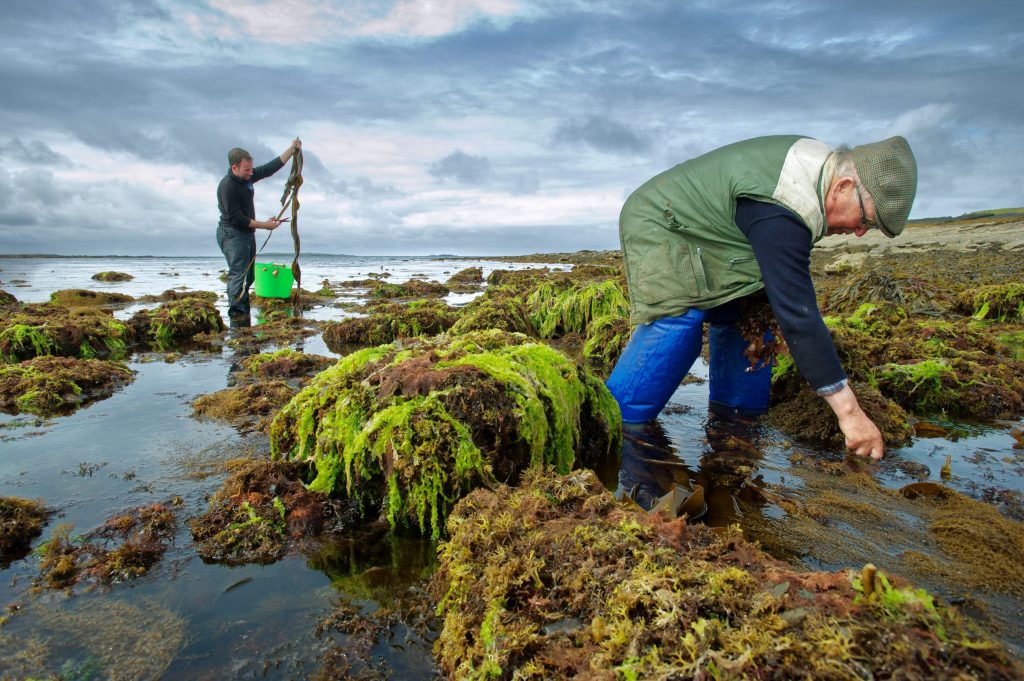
top-left (631, 242), bottom-right (706, 305)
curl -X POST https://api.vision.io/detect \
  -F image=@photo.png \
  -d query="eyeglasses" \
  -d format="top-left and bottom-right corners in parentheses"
top-left (856, 185), bottom-right (877, 228)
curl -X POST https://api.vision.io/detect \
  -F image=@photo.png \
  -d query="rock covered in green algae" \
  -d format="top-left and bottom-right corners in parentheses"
top-left (189, 458), bottom-right (350, 565)
top-left (0, 304), bottom-right (131, 361)
top-left (1, 496), bottom-right (49, 566)
top-left (136, 288), bottom-right (218, 303)
top-left (128, 296), bottom-right (224, 344)
top-left (270, 329), bottom-right (622, 539)
top-left (581, 313), bottom-right (630, 379)
top-left (322, 299), bottom-right (459, 349)
top-left (240, 347), bottom-right (336, 382)
top-left (192, 381), bottom-right (297, 433)
top-left (431, 469), bottom-right (1024, 680)
top-left (91, 271), bottom-right (134, 282)
top-left (445, 266), bottom-right (484, 292)
top-left (0, 356), bottom-right (135, 416)
top-left (955, 282), bottom-right (1024, 321)
top-left (526, 279), bottom-right (629, 339)
top-left (49, 288), bottom-right (134, 307)
top-left (450, 291), bottom-right (537, 337)
top-left (370, 279), bottom-right (449, 299)
top-left (36, 503), bottom-right (176, 589)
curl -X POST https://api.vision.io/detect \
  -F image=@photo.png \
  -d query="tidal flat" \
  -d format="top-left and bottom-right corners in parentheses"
top-left (0, 223), bottom-right (1023, 679)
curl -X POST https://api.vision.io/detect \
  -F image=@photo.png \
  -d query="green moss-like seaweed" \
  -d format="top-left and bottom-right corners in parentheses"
top-left (526, 280), bottom-right (629, 339)
top-left (270, 330), bottom-right (620, 539)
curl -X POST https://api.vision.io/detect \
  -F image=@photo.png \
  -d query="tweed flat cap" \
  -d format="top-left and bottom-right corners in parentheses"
top-left (852, 136), bottom-right (917, 238)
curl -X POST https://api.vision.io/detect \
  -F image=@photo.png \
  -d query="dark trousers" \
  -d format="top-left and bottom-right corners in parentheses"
top-left (216, 225), bottom-right (256, 319)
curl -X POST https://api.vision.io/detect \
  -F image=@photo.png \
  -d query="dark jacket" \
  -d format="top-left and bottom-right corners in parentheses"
top-left (217, 157), bottom-right (285, 231)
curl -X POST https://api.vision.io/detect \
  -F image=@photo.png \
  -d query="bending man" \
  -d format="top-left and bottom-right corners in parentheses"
top-left (216, 138), bottom-right (301, 326)
top-left (606, 135), bottom-right (917, 460)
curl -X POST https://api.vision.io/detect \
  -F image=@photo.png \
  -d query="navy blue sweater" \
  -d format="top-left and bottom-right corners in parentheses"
top-left (734, 198), bottom-right (846, 392)
top-left (217, 157), bottom-right (285, 231)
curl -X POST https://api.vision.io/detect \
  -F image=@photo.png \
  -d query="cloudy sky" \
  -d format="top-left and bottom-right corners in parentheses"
top-left (1, 0), bottom-right (1021, 256)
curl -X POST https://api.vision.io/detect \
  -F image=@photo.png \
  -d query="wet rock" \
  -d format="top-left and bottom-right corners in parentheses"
top-left (0, 356), bottom-right (135, 416)
top-left (322, 299), bottom-right (458, 349)
top-left (128, 296), bottom-right (224, 346)
top-left (49, 289), bottom-right (134, 307)
top-left (0, 496), bottom-right (49, 566)
top-left (189, 458), bottom-right (349, 565)
top-left (91, 271), bottom-right (133, 282)
top-left (270, 329), bottom-right (622, 538)
top-left (449, 292), bottom-right (537, 336)
top-left (0, 303), bottom-right (132, 361)
top-left (445, 267), bottom-right (484, 293)
top-left (36, 503), bottom-right (176, 589)
top-left (431, 468), bottom-right (1024, 680)
top-left (369, 279), bottom-right (449, 299)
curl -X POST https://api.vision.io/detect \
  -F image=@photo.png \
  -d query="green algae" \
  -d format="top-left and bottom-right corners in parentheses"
top-left (369, 279), bottom-right (449, 299)
top-left (582, 313), bottom-right (631, 378)
top-left (322, 299), bottom-right (458, 349)
top-left (526, 279), bottom-right (629, 338)
top-left (0, 356), bottom-right (135, 416)
top-left (128, 296), bottom-right (224, 345)
top-left (34, 503), bottom-right (176, 590)
top-left (48, 289), bottom-right (134, 308)
top-left (270, 330), bottom-right (621, 539)
top-left (189, 458), bottom-right (340, 565)
top-left (431, 469), bottom-right (1020, 680)
top-left (956, 282), bottom-right (1024, 321)
top-left (450, 293), bottom-right (537, 336)
top-left (0, 305), bottom-right (130, 362)
top-left (446, 267), bottom-right (484, 292)
top-left (192, 381), bottom-right (297, 433)
top-left (1, 496), bottom-right (49, 566)
top-left (90, 271), bottom-right (133, 282)
top-left (240, 347), bottom-right (336, 382)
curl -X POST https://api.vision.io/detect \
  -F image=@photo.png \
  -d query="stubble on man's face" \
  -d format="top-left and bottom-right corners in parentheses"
top-left (232, 160), bottom-right (254, 180)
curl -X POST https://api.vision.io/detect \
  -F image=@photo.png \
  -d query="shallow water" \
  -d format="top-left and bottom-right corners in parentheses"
top-left (1, 254), bottom-right (1023, 676)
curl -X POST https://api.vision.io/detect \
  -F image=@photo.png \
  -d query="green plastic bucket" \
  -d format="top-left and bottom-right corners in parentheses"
top-left (254, 262), bottom-right (294, 298)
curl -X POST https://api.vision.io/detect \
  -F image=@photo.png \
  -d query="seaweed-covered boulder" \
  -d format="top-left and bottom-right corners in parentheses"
top-left (768, 381), bottom-right (913, 448)
top-left (445, 267), bottom-right (484, 292)
top-left (1, 496), bottom-right (49, 567)
top-left (128, 296), bottom-right (224, 345)
top-left (91, 271), bottom-right (133, 282)
top-left (322, 300), bottom-right (458, 350)
top-left (485, 267), bottom-right (553, 292)
top-left (224, 316), bottom-right (322, 353)
top-left (370, 279), bottom-right (449, 299)
top-left (582, 313), bottom-right (630, 378)
top-left (189, 458), bottom-right (348, 565)
top-left (36, 503), bottom-right (176, 589)
top-left (450, 294), bottom-right (536, 336)
top-left (240, 348), bottom-right (336, 382)
top-left (431, 469), bottom-right (1023, 680)
top-left (0, 290), bottom-right (18, 309)
top-left (270, 330), bottom-right (621, 538)
top-left (526, 279), bottom-right (629, 339)
top-left (49, 289), bottom-right (134, 308)
top-left (0, 304), bottom-right (131, 361)
top-left (137, 289), bottom-right (218, 303)
top-left (955, 282), bottom-right (1024, 321)
top-left (0, 356), bottom-right (135, 416)
top-left (193, 381), bottom-right (297, 433)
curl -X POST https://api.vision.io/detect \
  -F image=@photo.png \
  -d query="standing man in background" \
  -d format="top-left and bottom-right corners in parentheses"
top-left (216, 138), bottom-right (302, 327)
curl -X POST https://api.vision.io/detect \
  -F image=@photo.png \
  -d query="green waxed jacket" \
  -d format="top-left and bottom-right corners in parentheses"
top-left (620, 135), bottom-right (834, 324)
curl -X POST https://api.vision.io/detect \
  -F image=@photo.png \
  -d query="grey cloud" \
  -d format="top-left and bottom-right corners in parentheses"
top-left (552, 116), bottom-right (650, 155)
top-left (0, 139), bottom-right (70, 165)
top-left (509, 172), bottom-right (540, 195)
top-left (429, 150), bottom-right (494, 185)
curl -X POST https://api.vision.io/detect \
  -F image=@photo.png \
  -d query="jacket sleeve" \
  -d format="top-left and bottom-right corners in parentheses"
top-left (251, 157), bottom-right (286, 183)
top-left (735, 198), bottom-right (847, 392)
top-left (218, 181), bottom-right (252, 230)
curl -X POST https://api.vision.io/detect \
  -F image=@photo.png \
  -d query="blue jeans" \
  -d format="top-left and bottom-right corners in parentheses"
top-left (606, 300), bottom-right (774, 423)
top-left (217, 225), bottom-right (256, 319)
